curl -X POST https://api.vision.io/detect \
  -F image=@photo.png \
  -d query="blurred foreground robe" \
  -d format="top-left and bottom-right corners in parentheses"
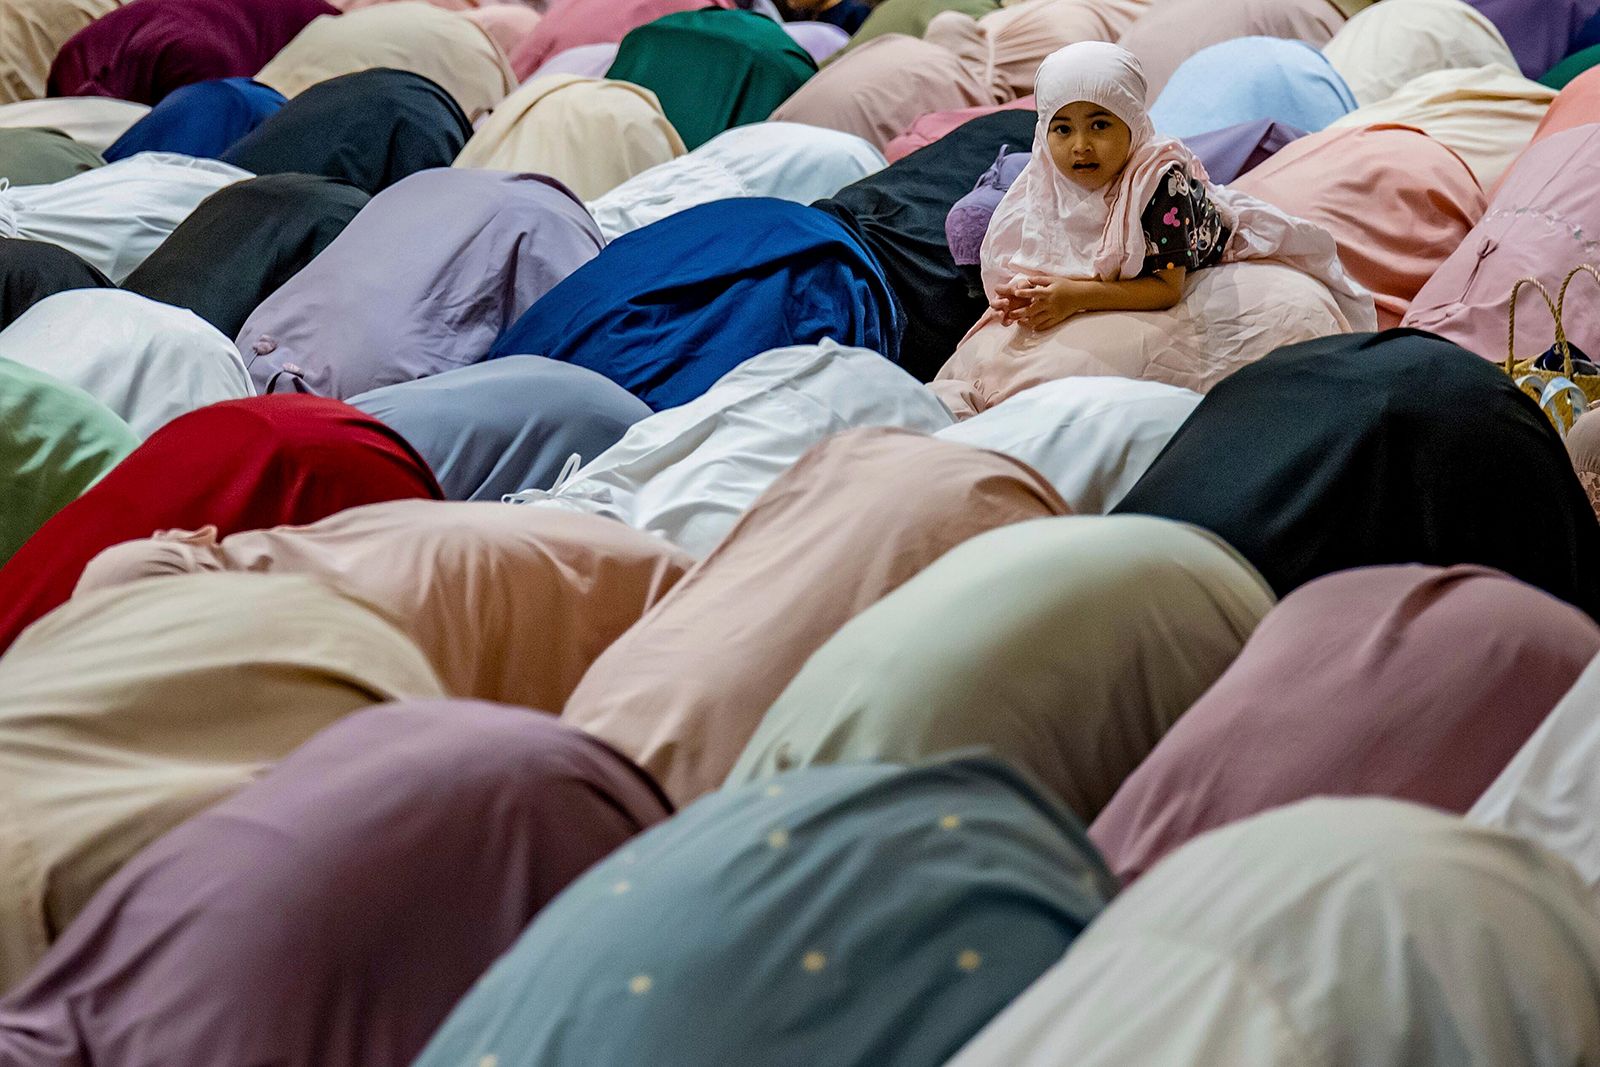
top-left (729, 515), bottom-right (1274, 820)
top-left (487, 198), bottom-right (899, 411)
top-left (945, 798), bottom-right (1600, 1066)
top-left (0, 290), bottom-right (251, 438)
top-left (241, 169), bottom-right (601, 398)
top-left (77, 500), bottom-right (694, 712)
top-left (123, 173), bottom-right (369, 339)
top-left (46, 0), bottom-right (334, 104)
top-left (0, 701), bottom-right (670, 1067)
top-left (414, 756), bottom-right (1116, 1067)
top-left (1093, 564), bottom-right (1600, 882)
top-left (561, 428), bottom-right (1067, 805)
top-left (0, 572), bottom-right (447, 993)
top-left (0, 395), bottom-right (442, 655)
top-left (0, 357), bottom-right (136, 565)
top-left (1112, 330), bottom-right (1600, 619)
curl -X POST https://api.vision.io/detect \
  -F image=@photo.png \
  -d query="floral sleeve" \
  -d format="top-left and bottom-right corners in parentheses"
top-left (1138, 164), bottom-right (1229, 278)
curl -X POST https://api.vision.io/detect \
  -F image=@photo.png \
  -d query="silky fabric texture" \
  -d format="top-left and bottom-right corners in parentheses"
top-left (453, 74), bottom-right (684, 200)
top-left (816, 107), bottom-right (1034, 381)
top-left (933, 262), bottom-right (1352, 416)
top-left (1093, 565), bottom-right (1600, 884)
top-left (1569, 409), bottom-right (1600, 521)
top-left (123, 173), bottom-right (370, 340)
top-left (769, 34), bottom-right (992, 150)
top-left (730, 515), bottom-right (1273, 820)
top-left (884, 98), bottom-right (1034, 163)
top-left (0, 128), bottom-right (102, 185)
top-left (254, 4), bottom-right (515, 121)
top-left (0, 99), bottom-right (147, 152)
top-left (0, 573), bottom-right (445, 992)
top-left (0, 395), bottom-right (442, 655)
top-left (0, 290), bottom-right (250, 438)
top-left (587, 122), bottom-right (885, 241)
top-left (0, 357), bottom-right (136, 565)
top-left (0, 240), bottom-right (110, 330)
top-left (45, 0), bottom-right (334, 105)
top-left (1464, 0), bottom-right (1600, 78)
top-left (510, 0), bottom-right (733, 80)
top-left (519, 342), bottom-right (955, 558)
top-left (0, 152), bottom-right (249, 283)
top-left (1112, 330), bottom-right (1600, 618)
top-left (241, 169), bottom-right (602, 399)
top-left (1182, 117), bottom-right (1306, 181)
top-left (1404, 125), bottom-right (1600, 362)
top-left (1115, 0), bottom-right (1345, 100)
top-left (840, 0), bottom-right (1000, 54)
top-left (561, 428), bottom-right (1067, 805)
top-left (77, 500), bottom-right (694, 713)
top-left (1470, 653), bottom-right (1600, 890)
top-left (413, 756), bottom-right (1116, 1067)
top-left (0, 0), bottom-right (119, 104)
top-left (933, 377), bottom-right (1199, 512)
top-left (604, 9), bottom-right (817, 151)
top-left (1323, 64), bottom-right (1555, 189)
top-left (486, 198), bottom-right (899, 411)
top-left (1322, 0), bottom-right (1516, 107)
top-left (102, 77), bottom-right (284, 161)
top-left (945, 798), bottom-right (1600, 1067)
top-left (0, 700), bottom-right (670, 1067)
top-left (221, 69), bottom-right (472, 195)
top-left (1148, 37), bottom-right (1357, 138)
top-left (1234, 123), bottom-right (1485, 329)
top-left (349, 356), bottom-right (651, 501)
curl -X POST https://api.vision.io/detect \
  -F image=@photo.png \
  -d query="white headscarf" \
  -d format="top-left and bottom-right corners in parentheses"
top-left (981, 42), bottom-right (1377, 331)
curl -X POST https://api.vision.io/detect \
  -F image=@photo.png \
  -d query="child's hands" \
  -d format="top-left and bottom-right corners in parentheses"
top-left (989, 272), bottom-right (1035, 325)
top-left (1009, 274), bottom-right (1085, 332)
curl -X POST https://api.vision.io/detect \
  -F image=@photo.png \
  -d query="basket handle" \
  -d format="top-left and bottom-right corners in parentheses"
top-left (1555, 264), bottom-right (1600, 377)
top-left (1507, 276), bottom-right (1562, 375)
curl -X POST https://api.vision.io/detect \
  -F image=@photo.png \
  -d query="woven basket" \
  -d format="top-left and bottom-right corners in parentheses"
top-left (1504, 265), bottom-right (1600, 433)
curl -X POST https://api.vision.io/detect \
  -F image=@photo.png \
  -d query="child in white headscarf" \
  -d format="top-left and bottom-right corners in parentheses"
top-left (983, 42), bottom-right (1374, 333)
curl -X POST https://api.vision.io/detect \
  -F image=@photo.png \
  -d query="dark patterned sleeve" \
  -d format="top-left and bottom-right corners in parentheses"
top-left (1138, 164), bottom-right (1204, 277)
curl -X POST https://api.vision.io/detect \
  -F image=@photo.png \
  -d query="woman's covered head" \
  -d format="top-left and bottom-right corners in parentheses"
top-left (1035, 42), bottom-right (1152, 190)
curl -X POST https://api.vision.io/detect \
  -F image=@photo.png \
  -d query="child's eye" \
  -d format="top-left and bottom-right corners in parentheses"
top-left (1091, 120), bottom-right (1110, 131)
top-left (1051, 124), bottom-right (1070, 135)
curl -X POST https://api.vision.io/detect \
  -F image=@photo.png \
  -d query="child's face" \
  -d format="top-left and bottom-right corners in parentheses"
top-left (1046, 101), bottom-right (1132, 191)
